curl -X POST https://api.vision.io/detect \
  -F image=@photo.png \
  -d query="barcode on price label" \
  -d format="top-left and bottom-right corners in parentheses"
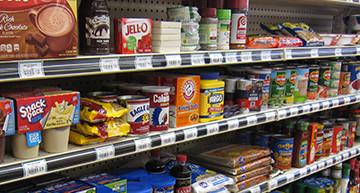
top-left (326, 159), bottom-right (333, 165)
top-left (246, 116), bottom-right (258, 125)
top-left (289, 107), bottom-right (298, 116)
top-left (227, 119), bottom-right (239, 130)
top-left (357, 47), bottom-right (360, 55)
top-left (95, 145), bottom-right (115, 160)
top-left (310, 165), bottom-right (318, 173)
top-left (22, 159), bottom-right (47, 177)
top-left (285, 49), bottom-right (293, 59)
top-left (302, 105), bottom-right (311, 113)
top-left (356, 95), bottom-right (360, 101)
top-left (299, 168), bottom-right (307, 177)
top-left (191, 53), bottom-right (205, 65)
top-left (332, 99), bottom-right (339, 106)
top-left (206, 123), bottom-right (219, 135)
top-left (312, 103), bottom-right (320, 111)
top-left (209, 53), bottom-right (223, 64)
top-left (322, 101), bottom-right (330, 109)
top-left (134, 137), bottom-right (152, 152)
top-left (19, 61), bottom-right (44, 78)
top-left (184, 127), bottom-right (198, 140)
top-left (351, 149), bottom-right (358, 156)
top-left (278, 109), bottom-right (287, 119)
top-left (249, 186), bottom-right (261, 193)
top-left (286, 174), bottom-right (294, 182)
top-left (160, 132), bottom-right (176, 145)
top-left (99, 58), bottom-right (120, 72)
top-left (335, 156), bottom-right (342, 162)
top-left (344, 97), bottom-right (351, 104)
top-left (335, 48), bottom-right (342, 56)
top-left (265, 112), bottom-right (276, 121)
top-left (135, 56), bottom-right (153, 69)
top-left (165, 54), bottom-right (182, 67)
top-left (241, 51), bottom-right (252, 62)
top-left (225, 52), bottom-right (238, 63)
top-left (343, 152), bottom-right (350, 159)
top-left (261, 50), bottom-right (272, 61)
top-left (311, 49), bottom-right (319, 57)
top-left (269, 180), bottom-right (278, 190)
top-left (318, 162), bottom-right (325, 169)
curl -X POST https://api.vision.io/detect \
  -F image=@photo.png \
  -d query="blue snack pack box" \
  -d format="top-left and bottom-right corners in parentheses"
top-left (78, 173), bottom-right (127, 193)
top-left (44, 180), bottom-right (96, 193)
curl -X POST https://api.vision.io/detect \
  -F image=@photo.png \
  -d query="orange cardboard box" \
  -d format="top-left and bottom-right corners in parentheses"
top-left (162, 75), bottom-right (200, 128)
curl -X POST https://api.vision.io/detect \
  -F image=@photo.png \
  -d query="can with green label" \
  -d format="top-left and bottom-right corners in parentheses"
top-left (269, 68), bottom-right (286, 107)
top-left (284, 66), bottom-right (296, 104)
top-left (328, 61), bottom-right (342, 97)
top-left (317, 66), bottom-right (332, 99)
top-left (307, 65), bottom-right (319, 101)
top-left (294, 65), bottom-right (309, 103)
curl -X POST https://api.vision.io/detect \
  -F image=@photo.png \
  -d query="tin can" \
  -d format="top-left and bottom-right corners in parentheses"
top-left (337, 118), bottom-right (350, 149)
top-left (338, 72), bottom-right (351, 95)
top-left (307, 65), bottom-right (320, 101)
top-left (118, 83), bottom-right (145, 95)
top-left (294, 66), bottom-right (309, 103)
top-left (271, 134), bottom-right (294, 170)
top-left (284, 67), bottom-right (296, 105)
top-left (254, 131), bottom-right (272, 148)
top-left (236, 79), bottom-right (252, 114)
top-left (87, 91), bottom-right (118, 103)
top-left (323, 127), bottom-right (333, 157)
top-left (331, 125), bottom-right (343, 153)
top-left (317, 66), bottom-right (331, 99)
top-left (141, 86), bottom-right (170, 131)
top-left (268, 68), bottom-right (286, 107)
top-left (224, 78), bottom-right (238, 105)
top-left (117, 95), bottom-right (150, 135)
top-left (247, 69), bottom-right (271, 110)
top-left (347, 62), bottom-right (360, 93)
top-left (348, 120), bottom-right (356, 147)
top-left (236, 79), bottom-right (263, 112)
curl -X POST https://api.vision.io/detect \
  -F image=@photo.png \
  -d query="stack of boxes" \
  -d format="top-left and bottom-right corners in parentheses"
top-left (152, 21), bottom-right (182, 53)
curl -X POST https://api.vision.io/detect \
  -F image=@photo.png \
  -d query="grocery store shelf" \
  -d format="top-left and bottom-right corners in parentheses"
top-left (240, 144), bottom-right (360, 193)
top-left (0, 93), bottom-right (359, 185)
top-left (0, 46), bottom-right (358, 83)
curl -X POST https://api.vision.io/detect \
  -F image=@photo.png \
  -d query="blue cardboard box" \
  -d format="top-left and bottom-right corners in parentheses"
top-left (44, 180), bottom-right (96, 193)
top-left (78, 173), bottom-right (127, 193)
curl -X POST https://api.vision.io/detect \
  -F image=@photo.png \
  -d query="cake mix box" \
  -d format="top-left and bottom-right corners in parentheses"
top-left (114, 18), bottom-right (152, 54)
top-left (78, 173), bottom-right (126, 193)
top-left (43, 180), bottom-right (96, 193)
top-left (0, 98), bottom-right (15, 136)
top-left (4, 90), bottom-right (80, 133)
top-left (162, 74), bottom-right (200, 128)
top-left (0, 0), bottom-right (78, 60)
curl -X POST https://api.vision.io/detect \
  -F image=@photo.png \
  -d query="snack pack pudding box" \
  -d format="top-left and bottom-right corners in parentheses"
top-left (78, 173), bottom-right (127, 193)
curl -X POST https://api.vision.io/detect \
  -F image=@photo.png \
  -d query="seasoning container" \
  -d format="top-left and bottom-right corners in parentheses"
top-left (127, 181), bottom-right (153, 193)
top-left (307, 123), bottom-right (318, 165)
top-left (271, 134), bottom-right (294, 170)
top-left (229, 0), bottom-right (249, 49)
top-left (292, 121), bottom-right (309, 168)
top-left (306, 65), bottom-right (320, 101)
top-left (323, 127), bottom-right (333, 157)
top-left (315, 123), bottom-right (324, 161)
top-left (199, 8), bottom-right (218, 50)
top-left (140, 174), bottom-right (176, 193)
top-left (284, 66), bottom-right (296, 105)
top-left (216, 9), bottom-right (231, 50)
top-left (338, 72), bottom-right (351, 95)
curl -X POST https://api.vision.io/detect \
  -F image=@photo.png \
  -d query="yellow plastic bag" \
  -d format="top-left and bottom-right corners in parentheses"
top-left (74, 119), bottom-right (130, 138)
top-left (69, 129), bottom-right (105, 145)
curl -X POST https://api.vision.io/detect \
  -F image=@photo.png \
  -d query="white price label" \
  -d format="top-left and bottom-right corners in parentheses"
top-left (209, 53), bottom-right (223, 64)
top-left (311, 49), bottom-right (319, 57)
top-left (99, 58), bottom-right (120, 72)
top-left (19, 61), bottom-right (44, 78)
top-left (191, 53), bottom-right (205, 65)
top-left (351, 149), bottom-right (358, 156)
top-left (335, 48), bottom-right (342, 56)
top-left (227, 119), bottom-right (239, 130)
top-left (310, 165), bottom-right (318, 173)
top-left (299, 168), bottom-right (308, 177)
top-left (225, 52), bottom-right (238, 63)
top-left (249, 186), bottom-right (261, 193)
top-left (206, 123), bottom-right (219, 135)
top-left (332, 99), bottom-right (340, 106)
top-left (343, 152), bottom-right (350, 159)
top-left (22, 159), bottom-right (47, 177)
top-left (344, 97), bottom-right (351, 104)
top-left (278, 109), bottom-right (287, 119)
top-left (184, 128), bottom-right (198, 140)
top-left (135, 56), bottom-right (152, 69)
top-left (356, 95), bottom-right (360, 101)
top-left (302, 105), bottom-right (311, 113)
top-left (322, 101), bottom-right (330, 109)
top-left (290, 107), bottom-right (298, 116)
top-left (95, 145), bottom-right (115, 160)
top-left (246, 115), bottom-right (258, 125)
top-left (286, 49), bottom-right (293, 59)
top-left (265, 112), bottom-right (276, 121)
top-left (326, 159), bottom-right (333, 165)
top-left (261, 50), bottom-right (272, 61)
top-left (335, 156), bottom-right (342, 162)
top-left (286, 174), bottom-right (294, 182)
top-left (318, 162), bottom-right (325, 169)
top-left (241, 51), bottom-right (252, 62)
top-left (160, 132), bottom-right (176, 145)
top-left (356, 47), bottom-right (360, 55)
top-left (312, 103), bottom-right (320, 111)
top-left (165, 55), bottom-right (182, 67)
top-left (269, 179), bottom-right (278, 190)
top-left (134, 137), bottom-right (152, 152)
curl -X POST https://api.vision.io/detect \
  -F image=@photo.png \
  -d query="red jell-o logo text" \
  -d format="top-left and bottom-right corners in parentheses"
top-left (19, 98), bottom-right (47, 123)
top-left (125, 22), bottom-right (149, 36)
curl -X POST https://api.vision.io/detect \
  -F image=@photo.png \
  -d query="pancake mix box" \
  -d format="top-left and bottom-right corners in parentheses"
top-left (0, 0), bottom-right (78, 60)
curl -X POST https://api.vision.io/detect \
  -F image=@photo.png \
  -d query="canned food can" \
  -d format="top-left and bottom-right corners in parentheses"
top-left (307, 65), bottom-right (319, 101)
top-left (338, 72), bottom-right (351, 95)
top-left (347, 62), bottom-right (360, 93)
top-left (268, 68), bottom-right (286, 107)
top-left (271, 134), bottom-right (294, 170)
top-left (254, 131), bottom-right (272, 148)
top-left (329, 88), bottom-right (338, 97)
top-left (337, 118), bottom-right (350, 149)
top-left (247, 69), bottom-right (271, 110)
top-left (141, 86), bottom-right (170, 131)
top-left (294, 66), bottom-right (309, 103)
top-left (86, 91), bottom-right (118, 103)
top-left (317, 66), bottom-right (331, 99)
top-left (328, 61), bottom-right (342, 72)
top-left (117, 95), bottom-right (150, 135)
top-left (323, 127), bottom-right (333, 157)
top-left (331, 125), bottom-right (343, 153)
top-left (118, 83), bottom-right (144, 95)
top-left (236, 79), bottom-right (253, 114)
top-left (284, 67), bottom-right (296, 105)
top-left (348, 121), bottom-right (356, 147)
top-left (224, 78), bottom-right (238, 105)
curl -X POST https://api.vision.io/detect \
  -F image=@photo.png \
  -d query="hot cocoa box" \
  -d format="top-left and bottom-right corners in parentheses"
top-left (0, 0), bottom-right (78, 60)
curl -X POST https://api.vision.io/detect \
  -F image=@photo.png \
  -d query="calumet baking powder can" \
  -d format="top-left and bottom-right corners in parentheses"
top-left (141, 86), bottom-right (170, 131)
top-left (117, 95), bottom-right (150, 135)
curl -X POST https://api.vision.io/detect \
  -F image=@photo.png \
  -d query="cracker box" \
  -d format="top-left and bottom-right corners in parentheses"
top-left (44, 180), bottom-right (96, 193)
top-left (0, 0), bottom-right (78, 60)
top-left (114, 18), bottom-right (152, 54)
top-left (162, 75), bottom-right (200, 128)
top-left (4, 90), bottom-right (80, 133)
top-left (0, 98), bottom-right (15, 136)
top-left (78, 173), bottom-right (127, 193)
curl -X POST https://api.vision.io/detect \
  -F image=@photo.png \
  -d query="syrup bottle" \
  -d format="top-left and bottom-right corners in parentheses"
top-left (170, 154), bottom-right (192, 193)
top-left (145, 150), bottom-right (165, 174)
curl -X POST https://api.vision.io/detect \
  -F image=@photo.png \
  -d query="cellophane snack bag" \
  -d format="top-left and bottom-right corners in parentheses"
top-left (279, 22), bottom-right (324, 46)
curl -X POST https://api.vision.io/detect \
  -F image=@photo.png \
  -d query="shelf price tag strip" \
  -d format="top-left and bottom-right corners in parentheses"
top-left (312, 103), bottom-right (320, 111)
top-left (227, 119), bottom-right (239, 130)
top-left (18, 61), bottom-right (44, 78)
top-left (241, 51), bottom-right (252, 62)
top-left (206, 123), bottom-right (219, 135)
top-left (165, 54), bottom-right (182, 67)
top-left (261, 50), bottom-right (272, 61)
top-left (225, 52), bottom-right (238, 63)
top-left (278, 109), bottom-right (287, 119)
top-left (302, 105), bottom-right (311, 113)
top-left (209, 53), bottom-right (223, 64)
top-left (95, 145), bottom-right (115, 160)
top-left (289, 107), bottom-right (299, 116)
top-left (99, 58), bottom-right (120, 72)
top-left (326, 158), bottom-right (333, 166)
top-left (311, 49), bottom-right (319, 57)
top-left (318, 162), bottom-right (325, 169)
top-left (265, 111), bottom-right (277, 122)
top-left (332, 99), bottom-right (340, 106)
top-left (246, 115), bottom-right (258, 125)
top-left (322, 101), bottom-right (330, 109)
top-left (134, 137), bottom-right (152, 152)
top-left (249, 186), bottom-right (261, 193)
top-left (351, 149), bottom-right (358, 156)
top-left (335, 48), bottom-right (342, 56)
top-left (269, 179), bottom-right (278, 190)
top-left (160, 132), bottom-right (176, 146)
top-left (309, 164), bottom-right (318, 173)
top-left (184, 127), bottom-right (198, 140)
top-left (134, 56), bottom-right (153, 69)
top-left (285, 49), bottom-right (292, 59)
top-left (191, 53), bottom-right (205, 65)
top-left (22, 159), bottom-right (47, 177)
top-left (344, 97), bottom-right (351, 104)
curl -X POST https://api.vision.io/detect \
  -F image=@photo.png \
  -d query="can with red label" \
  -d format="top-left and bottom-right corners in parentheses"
top-left (331, 124), bottom-right (343, 153)
top-left (317, 66), bottom-right (331, 99)
top-left (247, 69), bottom-right (271, 110)
top-left (142, 86), bottom-right (170, 131)
top-left (306, 65), bottom-right (319, 101)
top-left (338, 72), bottom-right (351, 95)
top-left (236, 79), bottom-right (252, 114)
top-left (337, 118), bottom-right (349, 150)
top-left (284, 66), bottom-right (296, 105)
top-left (117, 95), bottom-right (150, 135)
top-left (86, 91), bottom-right (117, 103)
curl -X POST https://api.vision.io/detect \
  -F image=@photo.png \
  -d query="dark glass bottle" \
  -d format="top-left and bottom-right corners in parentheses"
top-left (349, 159), bottom-right (358, 193)
top-left (145, 150), bottom-right (165, 174)
top-left (170, 155), bottom-right (192, 193)
top-left (78, 0), bottom-right (110, 55)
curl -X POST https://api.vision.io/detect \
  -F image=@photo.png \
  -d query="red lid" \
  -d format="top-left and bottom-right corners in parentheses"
top-left (151, 150), bottom-right (161, 157)
top-left (208, 0), bottom-right (224, 9)
top-left (200, 8), bottom-right (217, 18)
top-left (228, 0), bottom-right (249, 9)
top-left (176, 154), bottom-right (187, 162)
top-left (350, 159), bottom-right (356, 170)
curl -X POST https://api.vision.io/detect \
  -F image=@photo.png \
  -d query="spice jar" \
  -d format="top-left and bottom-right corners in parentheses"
top-left (216, 9), bottom-right (231, 50)
top-left (228, 0), bottom-right (249, 49)
top-left (323, 127), bottom-right (333, 157)
top-left (315, 123), bottom-right (324, 161)
top-left (199, 8), bottom-right (218, 50)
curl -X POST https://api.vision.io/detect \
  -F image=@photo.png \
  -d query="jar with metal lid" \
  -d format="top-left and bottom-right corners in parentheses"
top-left (228, 0), bottom-right (248, 49)
top-left (216, 9), bottom-right (231, 50)
top-left (199, 8), bottom-right (218, 50)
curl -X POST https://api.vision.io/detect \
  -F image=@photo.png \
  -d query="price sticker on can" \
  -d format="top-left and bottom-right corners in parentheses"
top-left (322, 101), bottom-right (330, 109)
top-left (269, 179), bottom-right (278, 190)
top-left (310, 164), bottom-right (318, 173)
top-left (285, 49), bottom-right (293, 59)
top-left (265, 111), bottom-right (276, 121)
top-left (160, 132), bottom-right (176, 146)
top-left (191, 53), bottom-right (205, 65)
top-left (19, 61), bottom-right (44, 78)
top-left (241, 51), bottom-right (252, 62)
top-left (209, 53), bottom-right (223, 64)
top-left (206, 123), bottom-right (219, 135)
top-left (134, 137), bottom-right (152, 152)
top-left (310, 48), bottom-right (319, 57)
top-left (332, 99), bottom-right (340, 106)
top-left (227, 119), bottom-right (239, 130)
top-left (312, 103), bottom-right (320, 111)
top-left (278, 109), bottom-right (287, 119)
top-left (302, 105), bottom-right (311, 113)
top-left (289, 107), bottom-right (298, 116)
top-left (318, 162), bottom-right (325, 169)
top-left (100, 58), bottom-right (120, 72)
top-left (22, 159), bottom-right (47, 177)
top-left (249, 186), bottom-right (261, 193)
top-left (225, 52), bottom-right (238, 63)
top-left (184, 127), bottom-right (198, 140)
top-left (326, 159), bottom-right (333, 165)
top-left (335, 48), bottom-right (342, 56)
top-left (165, 54), bottom-right (182, 67)
top-left (344, 97), bottom-right (351, 104)
top-left (261, 50), bottom-right (272, 61)
top-left (95, 145), bottom-right (115, 160)
top-left (135, 56), bottom-right (153, 69)
top-left (246, 115), bottom-right (258, 125)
